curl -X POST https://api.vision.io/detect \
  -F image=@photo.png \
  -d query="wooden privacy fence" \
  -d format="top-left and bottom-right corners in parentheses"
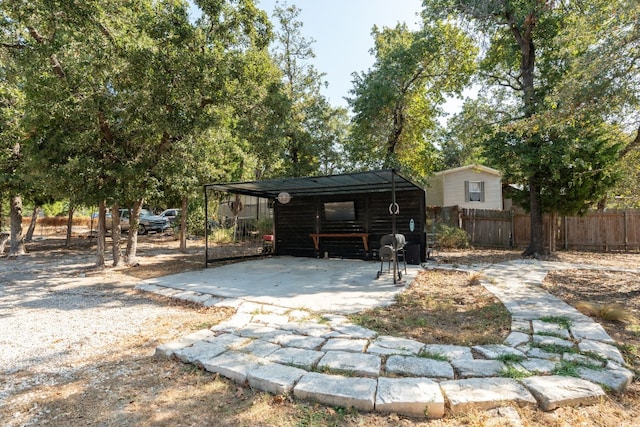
top-left (428, 207), bottom-right (640, 252)
top-left (461, 208), bottom-right (514, 248)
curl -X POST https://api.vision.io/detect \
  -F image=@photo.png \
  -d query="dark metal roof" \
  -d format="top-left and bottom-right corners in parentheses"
top-left (205, 169), bottom-right (423, 198)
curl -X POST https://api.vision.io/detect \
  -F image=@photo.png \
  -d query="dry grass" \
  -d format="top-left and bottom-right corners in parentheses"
top-left (3, 242), bottom-right (640, 426)
top-left (542, 269), bottom-right (640, 374)
top-left (467, 271), bottom-right (484, 286)
top-left (575, 301), bottom-right (636, 324)
top-left (350, 269), bottom-right (510, 346)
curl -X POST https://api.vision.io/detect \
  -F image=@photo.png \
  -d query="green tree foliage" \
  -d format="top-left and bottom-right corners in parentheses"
top-left (3, 0), bottom-right (152, 261)
top-left (491, 119), bottom-right (623, 216)
top-left (346, 21), bottom-right (476, 178)
top-left (270, 2), bottom-right (349, 177)
top-left (607, 148), bottom-right (640, 209)
top-left (437, 95), bottom-right (499, 169)
top-left (0, 0), bottom-right (280, 263)
top-left (424, 0), bottom-right (639, 256)
top-left (125, 0), bottom-right (276, 251)
top-left (0, 53), bottom-right (22, 197)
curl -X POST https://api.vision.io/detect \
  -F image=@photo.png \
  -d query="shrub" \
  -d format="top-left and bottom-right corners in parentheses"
top-left (255, 217), bottom-right (274, 235)
top-left (436, 224), bottom-right (470, 249)
top-left (185, 202), bottom-right (206, 236)
top-left (210, 227), bottom-right (234, 243)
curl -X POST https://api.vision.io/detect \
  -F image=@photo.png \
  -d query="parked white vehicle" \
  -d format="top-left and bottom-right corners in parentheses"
top-left (159, 208), bottom-right (180, 224)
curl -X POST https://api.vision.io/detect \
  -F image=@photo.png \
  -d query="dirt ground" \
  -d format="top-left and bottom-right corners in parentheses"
top-left (1, 236), bottom-right (639, 426)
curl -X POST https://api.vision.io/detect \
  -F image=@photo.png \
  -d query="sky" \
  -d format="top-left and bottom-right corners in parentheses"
top-left (256, 0), bottom-right (424, 109)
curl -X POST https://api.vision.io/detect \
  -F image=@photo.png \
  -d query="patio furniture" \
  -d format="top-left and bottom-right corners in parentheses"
top-left (308, 233), bottom-right (370, 253)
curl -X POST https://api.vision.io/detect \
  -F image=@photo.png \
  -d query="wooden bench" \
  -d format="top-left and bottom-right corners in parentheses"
top-left (309, 233), bottom-right (369, 252)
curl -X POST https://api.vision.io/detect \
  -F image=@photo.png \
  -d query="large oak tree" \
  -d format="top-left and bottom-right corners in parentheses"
top-left (424, 0), bottom-right (640, 256)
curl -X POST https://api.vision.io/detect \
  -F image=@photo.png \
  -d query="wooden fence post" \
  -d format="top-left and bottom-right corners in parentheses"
top-left (624, 210), bottom-right (628, 251)
top-left (510, 209), bottom-right (514, 248)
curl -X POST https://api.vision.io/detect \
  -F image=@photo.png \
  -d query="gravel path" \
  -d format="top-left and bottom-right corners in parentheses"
top-left (0, 250), bottom-right (186, 407)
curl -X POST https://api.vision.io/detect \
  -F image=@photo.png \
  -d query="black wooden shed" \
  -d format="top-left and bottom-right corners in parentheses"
top-left (205, 169), bottom-right (426, 264)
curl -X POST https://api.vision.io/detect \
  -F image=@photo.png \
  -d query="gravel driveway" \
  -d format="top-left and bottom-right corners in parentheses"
top-left (0, 249), bottom-right (188, 413)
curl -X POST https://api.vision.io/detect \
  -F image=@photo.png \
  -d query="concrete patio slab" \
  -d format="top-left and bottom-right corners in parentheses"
top-left (139, 256), bottom-right (420, 313)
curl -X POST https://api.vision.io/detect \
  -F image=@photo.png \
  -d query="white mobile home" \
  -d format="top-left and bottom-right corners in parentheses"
top-left (426, 164), bottom-right (503, 210)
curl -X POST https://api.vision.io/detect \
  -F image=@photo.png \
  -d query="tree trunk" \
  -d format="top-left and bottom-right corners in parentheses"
top-left (111, 203), bottom-right (124, 267)
top-left (89, 206), bottom-right (97, 237)
top-left (125, 199), bottom-right (142, 265)
top-left (25, 206), bottom-right (39, 242)
top-left (9, 195), bottom-right (26, 257)
top-left (510, 12), bottom-right (546, 257)
top-left (179, 196), bottom-right (188, 253)
top-left (1, 197), bottom-right (9, 254)
top-left (386, 103), bottom-right (405, 164)
top-left (65, 205), bottom-right (75, 248)
top-left (96, 200), bottom-right (106, 268)
top-left (0, 232), bottom-right (9, 255)
top-left (522, 178), bottom-right (545, 257)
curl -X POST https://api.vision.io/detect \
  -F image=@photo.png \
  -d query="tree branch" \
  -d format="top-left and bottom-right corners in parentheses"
top-left (484, 72), bottom-right (523, 91)
top-left (49, 54), bottom-right (66, 78)
top-left (26, 26), bottom-right (66, 77)
top-left (97, 110), bottom-right (114, 143)
top-left (98, 21), bottom-right (114, 42)
top-left (27, 26), bottom-right (45, 43)
top-left (200, 98), bottom-right (214, 108)
top-left (1, 42), bottom-right (25, 49)
top-left (620, 123), bottom-right (640, 158)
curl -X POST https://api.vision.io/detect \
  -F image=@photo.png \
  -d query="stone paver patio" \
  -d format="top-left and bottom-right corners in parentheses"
top-left (137, 258), bottom-right (636, 420)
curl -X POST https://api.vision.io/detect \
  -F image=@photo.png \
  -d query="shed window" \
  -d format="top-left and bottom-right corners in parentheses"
top-left (465, 181), bottom-right (485, 202)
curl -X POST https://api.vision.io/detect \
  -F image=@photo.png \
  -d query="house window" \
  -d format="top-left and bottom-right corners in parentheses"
top-left (465, 181), bottom-right (485, 202)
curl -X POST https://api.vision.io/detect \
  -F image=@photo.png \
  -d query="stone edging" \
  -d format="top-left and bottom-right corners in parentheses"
top-left (137, 260), bottom-right (635, 419)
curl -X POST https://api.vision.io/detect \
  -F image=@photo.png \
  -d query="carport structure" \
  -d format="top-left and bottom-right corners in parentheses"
top-left (205, 169), bottom-right (427, 270)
